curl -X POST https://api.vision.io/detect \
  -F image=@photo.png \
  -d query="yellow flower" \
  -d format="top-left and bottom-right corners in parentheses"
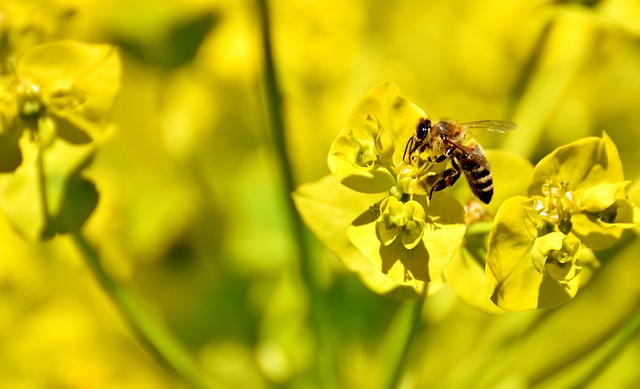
top-left (376, 197), bottom-right (426, 250)
top-left (295, 83), bottom-right (466, 297)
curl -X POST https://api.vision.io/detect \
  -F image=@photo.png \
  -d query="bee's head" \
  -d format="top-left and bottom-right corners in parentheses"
top-left (403, 117), bottom-right (432, 161)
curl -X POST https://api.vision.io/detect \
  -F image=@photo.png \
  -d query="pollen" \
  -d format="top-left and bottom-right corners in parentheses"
top-left (532, 180), bottom-right (575, 231)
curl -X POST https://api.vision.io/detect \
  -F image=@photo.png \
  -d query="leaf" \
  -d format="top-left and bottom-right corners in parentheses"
top-left (0, 130), bottom-right (23, 172)
top-left (51, 113), bottom-right (95, 144)
top-left (486, 197), bottom-right (580, 311)
top-left (0, 136), bottom-right (96, 240)
top-left (528, 132), bottom-right (624, 197)
top-left (444, 248), bottom-right (505, 314)
top-left (17, 40), bottom-right (121, 140)
top-left (571, 177), bottom-right (639, 250)
top-left (526, 133), bottom-right (639, 251)
top-left (41, 139), bottom-right (97, 237)
top-left (446, 149), bottom-right (534, 214)
top-left (576, 181), bottom-right (629, 212)
top-left (115, 11), bottom-right (218, 69)
top-left (570, 213), bottom-right (623, 251)
top-left (43, 175), bottom-right (99, 236)
top-left (485, 150), bottom-right (535, 211)
top-left (443, 151), bottom-right (533, 313)
top-left (293, 175), bottom-right (425, 299)
top-left (0, 79), bottom-right (19, 136)
top-left (0, 141), bottom-right (46, 240)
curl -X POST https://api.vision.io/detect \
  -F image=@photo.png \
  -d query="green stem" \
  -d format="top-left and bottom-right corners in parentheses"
top-left (35, 146), bottom-right (50, 229)
top-left (529, 307), bottom-right (640, 389)
top-left (501, 18), bottom-right (555, 159)
top-left (33, 130), bottom-right (206, 388)
top-left (256, 0), bottom-right (316, 283)
top-left (71, 232), bottom-right (209, 389)
top-left (569, 309), bottom-right (640, 389)
top-left (379, 287), bottom-right (427, 389)
top-left (257, 0), bottom-right (313, 250)
top-left (502, 11), bottom-right (594, 159)
top-left (256, 0), bottom-right (335, 386)
top-left (504, 19), bottom-right (553, 120)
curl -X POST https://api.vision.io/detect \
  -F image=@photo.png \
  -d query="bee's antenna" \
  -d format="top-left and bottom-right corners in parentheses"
top-left (403, 137), bottom-right (414, 162)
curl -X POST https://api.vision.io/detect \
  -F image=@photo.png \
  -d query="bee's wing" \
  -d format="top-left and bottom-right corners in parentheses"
top-left (460, 120), bottom-right (518, 132)
top-left (454, 141), bottom-right (491, 170)
top-left (460, 120), bottom-right (517, 142)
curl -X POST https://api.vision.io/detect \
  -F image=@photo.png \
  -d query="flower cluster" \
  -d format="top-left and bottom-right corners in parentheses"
top-left (486, 134), bottom-right (640, 310)
top-left (294, 83), bottom-right (639, 309)
top-left (0, 8), bottom-right (120, 239)
top-left (294, 83), bottom-right (464, 297)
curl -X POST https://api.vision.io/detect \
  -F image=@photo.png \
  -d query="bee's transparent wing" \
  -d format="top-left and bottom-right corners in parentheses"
top-left (468, 143), bottom-right (491, 169)
top-left (460, 120), bottom-right (517, 142)
top-left (455, 141), bottom-right (491, 170)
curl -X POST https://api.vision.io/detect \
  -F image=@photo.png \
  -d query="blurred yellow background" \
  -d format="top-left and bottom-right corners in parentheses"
top-left (1, 0), bottom-right (639, 387)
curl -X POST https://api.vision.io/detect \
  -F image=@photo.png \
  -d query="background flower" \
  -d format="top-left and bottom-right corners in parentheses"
top-left (487, 134), bottom-right (639, 311)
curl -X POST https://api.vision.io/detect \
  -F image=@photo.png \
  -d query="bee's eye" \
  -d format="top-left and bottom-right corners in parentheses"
top-left (417, 126), bottom-right (427, 139)
top-left (416, 118), bottom-right (431, 140)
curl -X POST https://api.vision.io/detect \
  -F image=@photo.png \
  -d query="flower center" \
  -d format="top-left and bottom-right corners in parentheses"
top-left (375, 197), bottom-right (427, 249)
top-left (16, 81), bottom-right (44, 119)
top-left (532, 180), bottom-right (575, 234)
top-left (352, 137), bottom-right (377, 168)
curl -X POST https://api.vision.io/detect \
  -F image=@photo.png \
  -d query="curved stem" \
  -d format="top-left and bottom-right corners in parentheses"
top-left (379, 287), bottom-right (427, 389)
top-left (32, 131), bottom-right (206, 387)
top-left (71, 232), bottom-right (209, 389)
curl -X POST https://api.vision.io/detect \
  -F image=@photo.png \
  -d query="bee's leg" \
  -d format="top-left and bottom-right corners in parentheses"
top-left (432, 154), bottom-right (447, 163)
top-left (432, 146), bottom-right (456, 164)
top-left (428, 159), bottom-right (461, 199)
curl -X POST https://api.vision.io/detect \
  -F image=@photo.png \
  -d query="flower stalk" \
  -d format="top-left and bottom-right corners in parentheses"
top-left (71, 232), bottom-right (210, 389)
top-left (379, 288), bottom-right (427, 389)
top-left (257, 0), bottom-right (337, 386)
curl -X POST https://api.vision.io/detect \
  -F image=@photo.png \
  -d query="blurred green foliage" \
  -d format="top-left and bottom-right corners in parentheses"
top-left (0, 0), bottom-right (639, 388)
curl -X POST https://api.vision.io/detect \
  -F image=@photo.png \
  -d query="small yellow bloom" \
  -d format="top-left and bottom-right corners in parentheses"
top-left (376, 197), bottom-right (426, 250)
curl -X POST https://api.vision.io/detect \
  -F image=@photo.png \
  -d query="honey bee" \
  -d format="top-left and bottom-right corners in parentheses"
top-left (403, 117), bottom-right (517, 204)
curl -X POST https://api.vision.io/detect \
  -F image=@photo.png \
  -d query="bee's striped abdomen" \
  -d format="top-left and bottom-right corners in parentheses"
top-left (459, 156), bottom-right (493, 204)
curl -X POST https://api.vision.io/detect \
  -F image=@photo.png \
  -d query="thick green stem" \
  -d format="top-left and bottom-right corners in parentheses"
top-left (379, 288), bottom-right (427, 389)
top-left (256, 0), bottom-right (314, 285)
top-left (71, 232), bottom-right (209, 389)
top-left (256, 0), bottom-right (336, 385)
